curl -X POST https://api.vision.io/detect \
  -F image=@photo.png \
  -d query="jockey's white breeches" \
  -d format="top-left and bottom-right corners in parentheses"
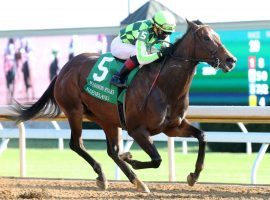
top-left (110, 36), bottom-right (137, 60)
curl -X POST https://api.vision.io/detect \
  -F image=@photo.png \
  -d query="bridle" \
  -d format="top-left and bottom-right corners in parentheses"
top-left (192, 25), bottom-right (223, 68)
top-left (168, 25), bottom-right (224, 69)
top-left (141, 25), bottom-right (224, 110)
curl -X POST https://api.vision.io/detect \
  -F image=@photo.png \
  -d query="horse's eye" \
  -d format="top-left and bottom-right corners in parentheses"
top-left (203, 36), bottom-right (211, 41)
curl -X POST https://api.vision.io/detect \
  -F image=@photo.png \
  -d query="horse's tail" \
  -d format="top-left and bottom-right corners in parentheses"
top-left (12, 76), bottom-right (61, 123)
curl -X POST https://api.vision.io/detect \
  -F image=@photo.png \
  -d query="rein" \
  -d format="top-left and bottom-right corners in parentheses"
top-left (140, 56), bottom-right (168, 111)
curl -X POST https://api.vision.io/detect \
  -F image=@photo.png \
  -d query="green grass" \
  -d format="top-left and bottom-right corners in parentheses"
top-left (0, 141), bottom-right (269, 184)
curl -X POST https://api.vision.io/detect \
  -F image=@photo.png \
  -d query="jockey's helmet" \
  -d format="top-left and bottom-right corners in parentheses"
top-left (153, 10), bottom-right (176, 33)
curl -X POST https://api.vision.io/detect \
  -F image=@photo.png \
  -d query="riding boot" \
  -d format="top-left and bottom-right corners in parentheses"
top-left (110, 65), bottom-right (131, 88)
top-left (110, 56), bottom-right (139, 88)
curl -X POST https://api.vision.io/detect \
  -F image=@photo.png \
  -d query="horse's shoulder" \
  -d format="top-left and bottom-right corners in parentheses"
top-left (127, 63), bottom-right (160, 95)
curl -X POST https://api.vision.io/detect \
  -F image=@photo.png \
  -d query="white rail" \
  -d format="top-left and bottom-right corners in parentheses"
top-left (1, 105), bottom-right (270, 184)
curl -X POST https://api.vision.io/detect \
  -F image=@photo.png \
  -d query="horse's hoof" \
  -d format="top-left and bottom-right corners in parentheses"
top-left (96, 178), bottom-right (108, 190)
top-left (119, 152), bottom-right (132, 160)
top-left (133, 178), bottom-right (150, 193)
top-left (187, 173), bottom-right (197, 187)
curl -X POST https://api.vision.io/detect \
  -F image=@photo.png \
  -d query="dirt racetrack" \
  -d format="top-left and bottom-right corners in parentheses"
top-left (0, 177), bottom-right (270, 199)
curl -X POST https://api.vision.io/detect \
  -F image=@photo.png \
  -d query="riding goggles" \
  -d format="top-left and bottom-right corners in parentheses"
top-left (153, 20), bottom-right (176, 32)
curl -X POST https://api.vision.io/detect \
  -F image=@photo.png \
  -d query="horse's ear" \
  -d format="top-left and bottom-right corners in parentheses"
top-left (186, 18), bottom-right (190, 26)
top-left (186, 19), bottom-right (199, 29)
top-left (185, 18), bottom-right (191, 25)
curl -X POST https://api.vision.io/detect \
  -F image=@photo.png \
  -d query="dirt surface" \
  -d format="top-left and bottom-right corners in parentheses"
top-left (0, 177), bottom-right (270, 199)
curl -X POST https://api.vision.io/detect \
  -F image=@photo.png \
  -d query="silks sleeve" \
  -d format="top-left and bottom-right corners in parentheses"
top-left (136, 30), bottom-right (159, 65)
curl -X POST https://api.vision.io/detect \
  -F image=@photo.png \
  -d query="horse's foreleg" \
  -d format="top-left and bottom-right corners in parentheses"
top-left (67, 111), bottom-right (107, 190)
top-left (124, 127), bottom-right (162, 170)
top-left (164, 119), bottom-right (206, 186)
top-left (102, 126), bottom-right (150, 193)
top-left (187, 128), bottom-right (205, 187)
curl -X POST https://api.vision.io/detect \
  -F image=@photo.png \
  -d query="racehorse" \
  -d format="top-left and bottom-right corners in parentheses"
top-left (11, 20), bottom-right (236, 193)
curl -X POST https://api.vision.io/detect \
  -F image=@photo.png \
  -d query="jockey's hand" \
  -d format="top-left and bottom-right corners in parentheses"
top-left (158, 47), bottom-right (171, 58)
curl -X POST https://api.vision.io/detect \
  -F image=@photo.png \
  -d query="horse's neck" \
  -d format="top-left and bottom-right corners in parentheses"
top-left (158, 35), bottom-right (197, 104)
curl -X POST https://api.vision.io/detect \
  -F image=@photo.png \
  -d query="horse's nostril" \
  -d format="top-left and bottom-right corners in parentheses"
top-left (226, 57), bottom-right (237, 64)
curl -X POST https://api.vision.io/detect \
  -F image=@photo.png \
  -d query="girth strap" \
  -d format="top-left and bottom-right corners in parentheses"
top-left (117, 88), bottom-right (127, 130)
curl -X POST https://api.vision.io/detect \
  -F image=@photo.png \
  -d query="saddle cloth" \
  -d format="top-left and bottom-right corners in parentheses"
top-left (84, 53), bottom-right (139, 104)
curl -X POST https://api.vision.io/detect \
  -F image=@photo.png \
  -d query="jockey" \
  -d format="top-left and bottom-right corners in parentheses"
top-left (110, 10), bottom-right (176, 88)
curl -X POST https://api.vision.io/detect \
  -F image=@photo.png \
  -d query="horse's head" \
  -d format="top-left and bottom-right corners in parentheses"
top-left (186, 20), bottom-right (237, 73)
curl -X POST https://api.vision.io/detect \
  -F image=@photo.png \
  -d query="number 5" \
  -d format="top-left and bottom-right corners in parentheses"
top-left (139, 31), bottom-right (147, 40)
top-left (93, 57), bottom-right (113, 82)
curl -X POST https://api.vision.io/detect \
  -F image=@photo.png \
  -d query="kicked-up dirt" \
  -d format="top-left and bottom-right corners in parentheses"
top-left (0, 177), bottom-right (270, 199)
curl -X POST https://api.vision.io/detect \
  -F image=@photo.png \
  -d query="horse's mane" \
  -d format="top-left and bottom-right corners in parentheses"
top-left (172, 20), bottom-right (204, 48)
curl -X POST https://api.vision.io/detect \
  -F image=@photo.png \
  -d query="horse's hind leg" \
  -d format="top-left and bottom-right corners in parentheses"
top-left (121, 127), bottom-right (162, 170)
top-left (164, 118), bottom-right (206, 186)
top-left (101, 125), bottom-right (150, 193)
top-left (67, 109), bottom-right (107, 190)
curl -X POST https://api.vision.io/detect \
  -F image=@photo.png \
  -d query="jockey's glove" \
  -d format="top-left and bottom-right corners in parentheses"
top-left (158, 47), bottom-right (171, 58)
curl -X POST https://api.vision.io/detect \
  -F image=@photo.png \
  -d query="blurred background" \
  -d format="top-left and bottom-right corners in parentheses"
top-left (0, 0), bottom-right (269, 183)
top-left (0, 0), bottom-right (269, 106)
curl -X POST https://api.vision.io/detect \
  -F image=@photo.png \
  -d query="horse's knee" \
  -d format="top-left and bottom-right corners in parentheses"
top-left (107, 148), bottom-right (114, 158)
top-left (107, 148), bottom-right (119, 161)
top-left (201, 131), bottom-right (206, 141)
top-left (152, 158), bottom-right (162, 168)
top-left (107, 143), bottom-right (120, 159)
top-left (196, 131), bottom-right (206, 142)
top-left (69, 139), bottom-right (84, 152)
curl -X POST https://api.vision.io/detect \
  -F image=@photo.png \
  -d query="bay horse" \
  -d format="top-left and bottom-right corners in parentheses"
top-left (12, 20), bottom-right (236, 193)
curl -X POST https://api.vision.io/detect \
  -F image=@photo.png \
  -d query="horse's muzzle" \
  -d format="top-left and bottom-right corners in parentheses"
top-left (221, 56), bottom-right (237, 73)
